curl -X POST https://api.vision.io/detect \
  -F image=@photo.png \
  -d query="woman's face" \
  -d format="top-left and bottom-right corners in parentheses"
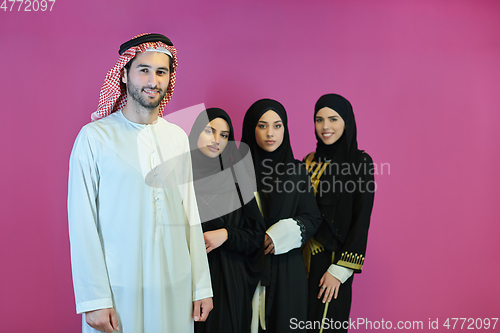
top-left (255, 110), bottom-right (284, 152)
top-left (197, 118), bottom-right (230, 158)
top-left (315, 107), bottom-right (345, 145)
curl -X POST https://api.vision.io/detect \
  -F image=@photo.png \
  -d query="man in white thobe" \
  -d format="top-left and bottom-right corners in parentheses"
top-left (68, 33), bottom-right (213, 333)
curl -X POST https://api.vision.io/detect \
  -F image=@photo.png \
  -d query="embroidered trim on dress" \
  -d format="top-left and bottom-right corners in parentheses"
top-left (296, 219), bottom-right (307, 245)
top-left (337, 252), bottom-right (364, 270)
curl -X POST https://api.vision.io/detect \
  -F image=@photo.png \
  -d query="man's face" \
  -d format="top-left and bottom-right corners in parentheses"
top-left (122, 51), bottom-right (171, 109)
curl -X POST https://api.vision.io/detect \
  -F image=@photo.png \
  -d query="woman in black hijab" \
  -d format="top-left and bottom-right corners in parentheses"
top-left (240, 99), bottom-right (321, 333)
top-left (303, 94), bottom-right (375, 332)
top-left (189, 108), bottom-right (265, 333)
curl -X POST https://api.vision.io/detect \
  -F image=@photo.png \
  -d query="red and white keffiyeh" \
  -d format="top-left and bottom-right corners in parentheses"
top-left (91, 34), bottom-right (178, 121)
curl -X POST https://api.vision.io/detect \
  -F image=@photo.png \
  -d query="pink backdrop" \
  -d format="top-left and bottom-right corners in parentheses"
top-left (1, 0), bottom-right (499, 331)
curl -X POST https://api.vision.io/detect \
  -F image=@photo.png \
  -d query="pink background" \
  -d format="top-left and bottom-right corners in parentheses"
top-left (1, 0), bottom-right (499, 331)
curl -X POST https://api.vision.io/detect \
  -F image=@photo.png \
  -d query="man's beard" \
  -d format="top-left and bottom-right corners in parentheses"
top-left (127, 81), bottom-right (168, 110)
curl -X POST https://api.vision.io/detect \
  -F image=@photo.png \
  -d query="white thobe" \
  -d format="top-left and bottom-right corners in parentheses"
top-left (68, 111), bottom-right (212, 333)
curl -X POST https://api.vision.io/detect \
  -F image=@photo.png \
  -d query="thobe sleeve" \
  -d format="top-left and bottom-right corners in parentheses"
top-left (333, 153), bottom-right (375, 273)
top-left (223, 198), bottom-right (266, 255)
top-left (68, 127), bottom-right (114, 314)
top-left (179, 141), bottom-right (213, 301)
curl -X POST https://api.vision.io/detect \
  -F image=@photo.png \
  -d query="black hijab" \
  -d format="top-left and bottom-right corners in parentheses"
top-left (188, 108), bottom-right (236, 180)
top-left (313, 94), bottom-right (363, 250)
top-left (189, 108), bottom-right (247, 223)
top-left (240, 98), bottom-right (295, 192)
top-left (314, 93), bottom-right (358, 163)
top-left (241, 98), bottom-right (306, 229)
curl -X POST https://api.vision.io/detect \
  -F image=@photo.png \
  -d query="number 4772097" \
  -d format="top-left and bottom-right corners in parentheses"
top-left (443, 318), bottom-right (498, 330)
top-left (1, 0), bottom-right (56, 11)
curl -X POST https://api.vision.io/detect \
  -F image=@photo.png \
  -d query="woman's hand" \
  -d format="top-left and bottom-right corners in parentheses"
top-left (204, 229), bottom-right (228, 253)
top-left (264, 233), bottom-right (275, 255)
top-left (317, 271), bottom-right (341, 303)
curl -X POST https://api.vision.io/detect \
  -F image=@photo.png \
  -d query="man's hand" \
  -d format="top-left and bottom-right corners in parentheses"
top-left (85, 308), bottom-right (119, 332)
top-left (264, 234), bottom-right (275, 255)
top-left (204, 229), bottom-right (228, 253)
top-left (193, 297), bottom-right (213, 322)
top-left (318, 271), bottom-right (341, 303)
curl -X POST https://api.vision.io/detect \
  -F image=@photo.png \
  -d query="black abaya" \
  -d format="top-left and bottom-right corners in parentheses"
top-left (240, 99), bottom-right (322, 333)
top-left (304, 94), bottom-right (375, 332)
top-left (190, 108), bottom-right (265, 333)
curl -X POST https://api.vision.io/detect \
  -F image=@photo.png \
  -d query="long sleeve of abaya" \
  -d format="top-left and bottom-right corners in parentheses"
top-left (223, 198), bottom-right (266, 255)
top-left (292, 166), bottom-right (322, 244)
top-left (333, 152), bottom-right (375, 273)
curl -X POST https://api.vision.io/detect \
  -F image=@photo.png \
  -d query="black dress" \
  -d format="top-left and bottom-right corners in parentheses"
top-left (241, 99), bottom-right (322, 333)
top-left (304, 94), bottom-right (375, 333)
top-left (195, 193), bottom-right (265, 333)
top-left (190, 108), bottom-right (266, 333)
